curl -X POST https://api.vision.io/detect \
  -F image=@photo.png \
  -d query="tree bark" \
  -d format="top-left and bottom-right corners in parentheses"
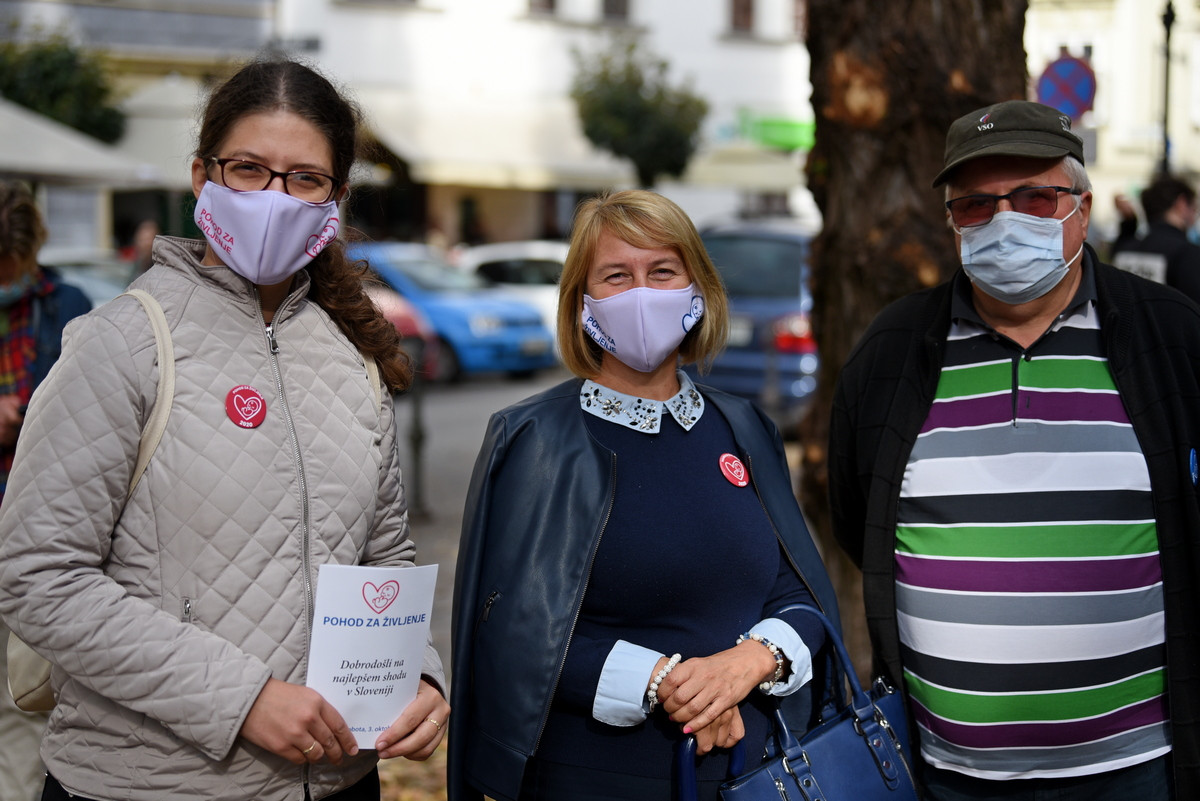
top-left (800, 0), bottom-right (1029, 679)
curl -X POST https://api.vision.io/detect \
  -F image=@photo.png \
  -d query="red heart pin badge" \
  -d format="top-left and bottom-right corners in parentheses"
top-left (719, 453), bottom-right (748, 487)
top-left (362, 580), bottom-right (400, 614)
top-left (225, 385), bottom-right (267, 429)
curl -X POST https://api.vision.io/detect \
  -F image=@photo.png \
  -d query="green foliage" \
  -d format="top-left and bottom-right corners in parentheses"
top-left (0, 33), bottom-right (126, 144)
top-left (571, 38), bottom-right (708, 188)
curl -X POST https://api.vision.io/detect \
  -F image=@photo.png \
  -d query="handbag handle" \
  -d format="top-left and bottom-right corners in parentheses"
top-left (674, 736), bottom-right (749, 801)
top-left (774, 603), bottom-right (877, 721)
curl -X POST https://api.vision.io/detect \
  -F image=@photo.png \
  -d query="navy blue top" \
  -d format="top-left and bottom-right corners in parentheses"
top-left (535, 400), bottom-right (821, 781)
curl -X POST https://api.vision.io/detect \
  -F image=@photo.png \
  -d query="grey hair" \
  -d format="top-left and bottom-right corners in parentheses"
top-left (1060, 156), bottom-right (1092, 193)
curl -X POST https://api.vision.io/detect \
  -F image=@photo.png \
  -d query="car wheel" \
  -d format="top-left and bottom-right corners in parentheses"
top-left (434, 337), bottom-right (461, 382)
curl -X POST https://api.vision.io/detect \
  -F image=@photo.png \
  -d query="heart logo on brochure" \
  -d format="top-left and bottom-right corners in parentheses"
top-left (362, 580), bottom-right (400, 614)
top-left (225, 385), bottom-right (267, 429)
top-left (718, 453), bottom-right (748, 487)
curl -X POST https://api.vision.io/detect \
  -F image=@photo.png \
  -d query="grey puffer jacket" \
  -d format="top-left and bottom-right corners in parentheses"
top-left (0, 236), bottom-right (444, 801)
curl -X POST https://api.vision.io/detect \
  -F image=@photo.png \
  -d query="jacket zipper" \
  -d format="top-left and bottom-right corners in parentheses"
top-left (532, 451), bottom-right (617, 755)
top-left (262, 321), bottom-right (313, 624)
top-left (745, 452), bottom-right (827, 617)
top-left (261, 310), bottom-right (314, 790)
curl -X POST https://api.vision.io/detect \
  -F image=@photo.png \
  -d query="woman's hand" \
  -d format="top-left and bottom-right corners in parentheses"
top-left (656, 641), bottom-right (778, 735)
top-left (690, 706), bottom-right (744, 755)
top-left (376, 679), bottom-right (450, 761)
top-left (239, 678), bottom-right (358, 765)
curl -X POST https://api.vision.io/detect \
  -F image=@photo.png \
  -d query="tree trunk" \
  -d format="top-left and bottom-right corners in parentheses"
top-left (800, 0), bottom-right (1029, 679)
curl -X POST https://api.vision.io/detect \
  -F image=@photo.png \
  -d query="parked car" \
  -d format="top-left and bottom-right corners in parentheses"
top-left (455, 240), bottom-right (567, 346)
top-left (348, 242), bottom-right (556, 381)
top-left (364, 283), bottom-right (439, 381)
top-left (684, 219), bottom-right (820, 436)
top-left (39, 249), bottom-right (133, 306)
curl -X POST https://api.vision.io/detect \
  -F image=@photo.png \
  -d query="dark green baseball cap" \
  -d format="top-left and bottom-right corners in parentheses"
top-left (933, 100), bottom-right (1085, 187)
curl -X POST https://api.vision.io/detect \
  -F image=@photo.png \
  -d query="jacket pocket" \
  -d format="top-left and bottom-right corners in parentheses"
top-left (474, 589), bottom-right (501, 638)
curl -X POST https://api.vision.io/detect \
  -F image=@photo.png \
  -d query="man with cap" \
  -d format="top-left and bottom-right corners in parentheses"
top-left (828, 99), bottom-right (1200, 800)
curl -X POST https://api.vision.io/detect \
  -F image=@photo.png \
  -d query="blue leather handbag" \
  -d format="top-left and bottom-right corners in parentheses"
top-left (677, 604), bottom-right (919, 801)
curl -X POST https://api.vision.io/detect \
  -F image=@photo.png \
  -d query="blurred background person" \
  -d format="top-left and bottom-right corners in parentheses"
top-left (124, 219), bottom-right (161, 281)
top-left (0, 179), bottom-right (91, 801)
top-left (1111, 174), bottom-right (1200, 303)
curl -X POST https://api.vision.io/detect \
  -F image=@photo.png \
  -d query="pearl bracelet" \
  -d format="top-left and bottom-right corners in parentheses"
top-left (737, 632), bottom-right (785, 693)
top-left (647, 653), bottom-right (682, 711)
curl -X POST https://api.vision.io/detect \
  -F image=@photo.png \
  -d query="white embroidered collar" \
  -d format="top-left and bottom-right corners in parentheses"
top-left (579, 370), bottom-right (705, 433)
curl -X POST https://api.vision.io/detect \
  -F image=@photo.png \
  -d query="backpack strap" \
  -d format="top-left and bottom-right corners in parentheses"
top-left (121, 290), bottom-right (174, 497)
top-left (362, 354), bottom-right (382, 408)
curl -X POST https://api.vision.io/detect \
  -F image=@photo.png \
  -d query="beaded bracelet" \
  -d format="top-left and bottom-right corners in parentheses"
top-left (647, 653), bottom-right (682, 711)
top-left (736, 632), bottom-right (785, 693)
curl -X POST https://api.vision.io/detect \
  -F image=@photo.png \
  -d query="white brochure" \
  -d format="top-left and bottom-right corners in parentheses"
top-left (306, 563), bottom-right (438, 749)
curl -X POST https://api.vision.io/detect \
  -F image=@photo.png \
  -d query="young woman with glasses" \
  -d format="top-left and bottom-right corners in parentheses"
top-left (0, 60), bottom-right (448, 801)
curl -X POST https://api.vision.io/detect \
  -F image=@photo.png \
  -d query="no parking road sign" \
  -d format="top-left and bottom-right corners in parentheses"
top-left (1037, 56), bottom-right (1096, 120)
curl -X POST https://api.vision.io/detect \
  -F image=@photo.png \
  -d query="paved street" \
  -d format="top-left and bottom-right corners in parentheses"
top-left (391, 367), bottom-right (571, 679)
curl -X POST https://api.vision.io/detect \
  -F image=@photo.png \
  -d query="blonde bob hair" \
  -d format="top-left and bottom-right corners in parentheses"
top-left (557, 190), bottom-right (730, 379)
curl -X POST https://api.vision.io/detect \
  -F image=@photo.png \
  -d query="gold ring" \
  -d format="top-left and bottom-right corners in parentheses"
top-left (302, 741), bottom-right (318, 756)
top-left (426, 717), bottom-right (443, 731)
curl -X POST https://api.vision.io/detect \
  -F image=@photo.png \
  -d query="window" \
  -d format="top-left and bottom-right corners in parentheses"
top-left (731, 0), bottom-right (754, 33)
top-left (603, 0), bottom-right (629, 22)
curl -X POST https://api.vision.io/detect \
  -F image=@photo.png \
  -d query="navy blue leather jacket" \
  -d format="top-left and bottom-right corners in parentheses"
top-left (449, 378), bottom-right (839, 801)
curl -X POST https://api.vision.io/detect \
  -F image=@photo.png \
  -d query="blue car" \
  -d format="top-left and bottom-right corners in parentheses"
top-left (683, 220), bottom-right (819, 436)
top-left (348, 242), bottom-right (556, 381)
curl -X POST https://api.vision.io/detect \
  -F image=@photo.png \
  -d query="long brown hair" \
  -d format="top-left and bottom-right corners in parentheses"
top-left (197, 60), bottom-right (411, 392)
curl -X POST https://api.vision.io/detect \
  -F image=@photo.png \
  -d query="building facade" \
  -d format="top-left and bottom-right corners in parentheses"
top-left (1026, 0), bottom-right (1200, 241)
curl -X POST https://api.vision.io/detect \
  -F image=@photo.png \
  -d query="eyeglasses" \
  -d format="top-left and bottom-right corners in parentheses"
top-left (208, 157), bottom-right (341, 204)
top-left (946, 185), bottom-right (1081, 228)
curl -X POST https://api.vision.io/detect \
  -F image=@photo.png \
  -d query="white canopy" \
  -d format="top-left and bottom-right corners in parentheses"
top-left (356, 87), bottom-right (633, 191)
top-left (0, 96), bottom-right (161, 186)
top-left (115, 74), bottom-right (205, 192)
top-left (683, 142), bottom-right (803, 192)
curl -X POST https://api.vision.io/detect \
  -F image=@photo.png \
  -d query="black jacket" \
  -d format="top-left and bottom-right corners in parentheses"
top-left (1112, 221), bottom-right (1200, 305)
top-left (829, 250), bottom-right (1200, 797)
top-left (450, 378), bottom-right (840, 801)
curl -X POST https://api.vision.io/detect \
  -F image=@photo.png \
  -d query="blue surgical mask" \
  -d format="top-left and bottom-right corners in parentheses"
top-left (958, 203), bottom-right (1083, 305)
top-left (0, 275), bottom-right (35, 307)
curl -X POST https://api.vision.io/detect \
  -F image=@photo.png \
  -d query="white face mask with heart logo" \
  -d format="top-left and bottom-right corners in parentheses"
top-left (194, 181), bottom-right (340, 286)
top-left (581, 284), bottom-right (704, 372)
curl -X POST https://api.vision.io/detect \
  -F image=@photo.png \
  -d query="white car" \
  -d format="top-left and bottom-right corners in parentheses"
top-left (456, 240), bottom-right (567, 347)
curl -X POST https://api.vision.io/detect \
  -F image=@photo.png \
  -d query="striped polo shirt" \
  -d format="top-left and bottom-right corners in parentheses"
top-left (896, 271), bottom-right (1170, 780)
